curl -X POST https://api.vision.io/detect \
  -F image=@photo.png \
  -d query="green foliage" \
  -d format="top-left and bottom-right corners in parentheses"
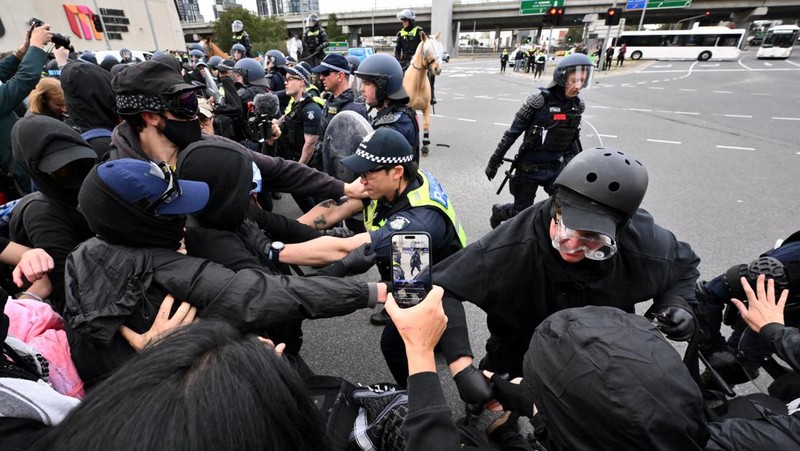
top-left (211, 7), bottom-right (288, 56)
top-left (326, 13), bottom-right (347, 42)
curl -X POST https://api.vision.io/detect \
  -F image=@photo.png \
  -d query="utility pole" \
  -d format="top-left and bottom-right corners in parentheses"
top-left (92, 0), bottom-right (111, 50)
top-left (143, 0), bottom-right (160, 50)
top-left (638, 1), bottom-right (647, 31)
top-left (602, 0), bottom-right (617, 71)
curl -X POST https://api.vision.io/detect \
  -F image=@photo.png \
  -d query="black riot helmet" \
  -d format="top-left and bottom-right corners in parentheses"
top-left (554, 148), bottom-right (648, 218)
top-left (354, 54), bottom-right (407, 103)
top-left (550, 52), bottom-right (594, 89)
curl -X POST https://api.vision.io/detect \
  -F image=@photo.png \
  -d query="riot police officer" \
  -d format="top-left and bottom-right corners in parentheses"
top-left (231, 20), bottom-right (252, 58)
top-left (485, 53), bottom-right (594, 229)
top-left (231, 43), bottom-right (247, 62)
top-left (394, 9), bottom-right (436, 105)
top-left (354, 54), bottom-right (420, 162)
top-left (264, 49), bottom-right (287, 92)
top-left (302, 13), bottom-right (328, 68)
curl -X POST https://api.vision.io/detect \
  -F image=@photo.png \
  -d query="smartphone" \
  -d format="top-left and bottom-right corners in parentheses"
top-left (390, 232), bottom-right (432, 308)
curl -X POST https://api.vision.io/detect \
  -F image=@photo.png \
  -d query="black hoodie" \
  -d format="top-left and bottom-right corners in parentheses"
top-left (9, 116), bottom-right (95, 313)
top-left (61, 61), bottom-right (118, 158)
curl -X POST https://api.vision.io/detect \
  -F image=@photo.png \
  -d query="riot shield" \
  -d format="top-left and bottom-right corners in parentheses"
top-left (323, 110), bottom-right (373, 182)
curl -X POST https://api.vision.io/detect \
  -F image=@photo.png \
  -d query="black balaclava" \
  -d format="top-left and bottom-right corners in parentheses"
top-left (78, 167), bottom-right (186, 250)
top-left (160, 117), bottom-right (202, 151)
top-left (61, 61), bottom-right (118, 133)
top-left (176, 140), bottom-right (252, 231)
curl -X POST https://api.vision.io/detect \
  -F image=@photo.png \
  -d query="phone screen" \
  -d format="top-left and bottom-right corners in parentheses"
top-left (390, 232), bottom-right (431, 308)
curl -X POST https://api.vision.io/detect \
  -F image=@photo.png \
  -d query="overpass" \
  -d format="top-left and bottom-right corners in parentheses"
top-left (182, 0), bottom-right (800, 52)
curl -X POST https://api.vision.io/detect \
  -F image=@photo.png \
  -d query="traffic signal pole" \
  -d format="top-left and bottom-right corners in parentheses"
top-left (603, 1), bottom-right (617, 71)
top-left (638, 2), bottom-right (647, 31)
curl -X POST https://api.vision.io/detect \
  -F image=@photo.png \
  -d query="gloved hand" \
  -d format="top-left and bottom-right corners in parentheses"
top-left (454, 365), bottom-right (494, 405)
top-left (485, 156), bottom-right (502, 181)
top-left (340, 243), bottom-right (377, 275)
top-left (652, 306), bottom-right (696, 341)
top-left (490, 374), bottom-right (536, 418)
top-left (324, 227), bottom-right (355, 238)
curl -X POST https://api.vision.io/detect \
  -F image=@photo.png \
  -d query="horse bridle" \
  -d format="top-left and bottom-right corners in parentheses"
top-left (411, 45), bottom-right (438, 71)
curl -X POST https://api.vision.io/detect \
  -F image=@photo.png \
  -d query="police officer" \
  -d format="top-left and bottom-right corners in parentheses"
top-left (302, 13), bottom-right (328, 68)
top-left (354, 54), bottom-right (420, 162)
top-left (264, 49), bottom-right (287, 92)
top-left (278, 65), bottom-right (323, 212)
top-left (428, 148), bottom-right (700, 406)
top-left (231, 43), bottom-right (247, 62)
top-left (485, 53), bottom-right (593, 229)
top-left (231, 20), bottom-right (252, 58)
top-left (394, 9), bottom-right (437, 105)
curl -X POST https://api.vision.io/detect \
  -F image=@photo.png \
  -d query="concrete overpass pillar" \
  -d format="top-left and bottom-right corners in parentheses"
top-left (431, 0), bottom-right (455, 55)
top-left (730, 7), bottom-right (767, 31)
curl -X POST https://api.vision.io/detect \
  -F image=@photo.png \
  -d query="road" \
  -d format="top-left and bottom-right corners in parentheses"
top-left (280, 47), bottom-right (800, 421)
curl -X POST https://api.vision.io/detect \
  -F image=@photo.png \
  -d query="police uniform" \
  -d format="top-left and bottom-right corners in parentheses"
top-left (232, 31), bottom-right (252, 57)
top-left (317, 88), bottom-right (368, 157)
top-left (372, 104), bottom-right (420, 162)
top-left (493, 86), bottom-right (584, 214)
top-left (278, 94), bottom-right (323, 164)
top-left (395, 25), bottom-right (423, 70)
top-left (303, 26), bottom-right (328, 68)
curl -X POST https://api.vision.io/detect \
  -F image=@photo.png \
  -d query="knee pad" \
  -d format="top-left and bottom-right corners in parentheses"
top-left (723, 256), bottom-right (789, 301)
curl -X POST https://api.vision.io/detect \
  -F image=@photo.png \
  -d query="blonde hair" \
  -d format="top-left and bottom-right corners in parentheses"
top-left (29, 77), bottom-right (65, 116)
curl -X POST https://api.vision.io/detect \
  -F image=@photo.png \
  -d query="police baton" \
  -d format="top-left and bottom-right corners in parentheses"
top-left (495, 156), bottom-right (517, 196)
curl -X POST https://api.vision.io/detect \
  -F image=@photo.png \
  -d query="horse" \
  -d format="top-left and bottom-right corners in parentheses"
top-left (202, 37), bottom-right (229, 60)
top-left (403, 32), bottom-right (444, 156)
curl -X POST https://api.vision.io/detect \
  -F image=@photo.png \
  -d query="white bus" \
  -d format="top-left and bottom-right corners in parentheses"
top-left (614, 27), bottom-right (746, 61)
top-left (757, 25), bottom-right (800, 59)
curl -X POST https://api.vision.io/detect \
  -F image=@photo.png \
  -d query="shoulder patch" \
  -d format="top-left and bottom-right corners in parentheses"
top-left (388, 216), bottom-right (411, 231)
top-left (373, 112), bottom-right (402, 127)
top-left (306, 110), bottom-right (316, 121)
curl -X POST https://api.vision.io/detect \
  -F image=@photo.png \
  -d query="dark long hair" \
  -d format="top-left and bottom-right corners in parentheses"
top-left (34, 320), bottom-right (329, 451)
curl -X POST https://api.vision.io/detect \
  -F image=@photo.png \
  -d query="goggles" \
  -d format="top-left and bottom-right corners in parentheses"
top-left (138, 161), bottom-right (182, 213)
top-left (551, 219), bottom-right (617, 261)
top-left (160, 90), bottom-right (199, 119)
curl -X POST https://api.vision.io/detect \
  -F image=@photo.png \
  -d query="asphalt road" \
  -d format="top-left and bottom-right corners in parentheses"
top-left (279, 47), bottom-right (800, 422)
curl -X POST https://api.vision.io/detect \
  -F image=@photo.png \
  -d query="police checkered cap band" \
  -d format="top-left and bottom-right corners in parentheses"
top-left (116, 93), bottom-right (169, 114)
top-left (320, 61), bottom-right (349, 73)
top-left (355, 141), bottom-right (414, 164)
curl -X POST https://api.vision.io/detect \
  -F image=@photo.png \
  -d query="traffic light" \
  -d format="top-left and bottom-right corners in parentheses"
top-left (544, 6), bottom-right (558, 26)
top-left (556, 7), bottom-right (565, 26)
top-left (705, 10), bottom-right (711, 16)
top-left (605, 7), bottom-right (621, 26)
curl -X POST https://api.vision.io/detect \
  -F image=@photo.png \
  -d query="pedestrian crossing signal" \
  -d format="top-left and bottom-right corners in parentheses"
top-left (605, 7), bottom-right (621, 26)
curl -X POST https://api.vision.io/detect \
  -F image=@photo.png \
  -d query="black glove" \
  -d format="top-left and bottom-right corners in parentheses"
top-left (454, 365), bottom-right (494, 405)
top-left (490, 374), bottom-right (536, 418)
top-left (485, 156), bottom-right (502, 181)
top-left (324, 227), bottom-right (355, 238)
top-left (652, 306), bottom-right (696, 341)
top-left (339, 243), bottom-right (377, 275)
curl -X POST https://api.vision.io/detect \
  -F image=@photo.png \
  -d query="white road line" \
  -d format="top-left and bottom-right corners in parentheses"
top-left (474, 95), bottom-right (494, 99)
top-left (751, 93), bottom-right (772, 96)
top-left (648, 86), bottom-right (665, 90)
top-left (773, 117), bottom-right (800, 121)
top-left (457, 118), bottom-right (477, 122)
top-left (656, 110), bottom-right (672, 113)
top-left (737, 58), bottom-right (751, 70)
top-left (498, 98), bottom-right (520, 102)
top-left (712, 90), bottom-right (732, 94)
top-left (598, 134), bottom-right (618, 138)
top-left (628, 108), bottom-right (652, 112)
top-left (591, 105), bottom-right (611, 109)
top-left (493, 122), bottom-right (511, 126)
top-left (679, 88), bottom-right (697, 92)
top-left (652, 80), bottom-right (660, 83)
top-left (647, 139), bottom-right (681, 144)
top-left (787, 60), bottom-right (800, 68)
top-left (661, 79), bottom-right (672, 82)
top-left (430, 114), bottom-right (444, 117)
top-left (637, 81), bottom-right (647, 84)
top-left (716, 145), bottom-right (755, 151)
top-left (723, 114), bottom-right (753, 118)
top-left (675, 111), bottom-right (699, 115)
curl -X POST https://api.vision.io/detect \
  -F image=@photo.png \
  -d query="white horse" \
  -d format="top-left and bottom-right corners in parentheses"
top-left (403, 32), bottom-right (444, 156)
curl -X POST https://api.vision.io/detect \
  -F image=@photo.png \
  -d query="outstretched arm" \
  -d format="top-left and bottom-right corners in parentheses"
top-left (298, 197), bottom-right (364, 230)
top-left (279, 233), bottom-right (371, 266)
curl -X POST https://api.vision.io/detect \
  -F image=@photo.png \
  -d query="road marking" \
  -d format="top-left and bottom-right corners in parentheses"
top-left (764, 62), bottom-right (773, 67)
top-left (648, 86), bottom-right (665, 90)
top-left (773, 117), bottom-right (800, 121)
top-left (679, 88), bottom-right (697, 92)
top-left (637, 81), bottom-right (647, 84)
top-left (652, 64), bottom-right (672, 68)
top-left (716, 145), bottom-right (755, 151)
top-left (494, 122), bottom-right (510, 127)
top-left (700, 63), bottom-right (719, 67)
top-left (712, 90), bottom-right (732, 94)
top-left (498, 98), bottom-right (520, 102)
top-left (675, 111), bottom-right (699, 115)
top-left (661, 79), bottom-right (672, 82)
top-left (737, 58), bottom-right (751, 70)
top-left (723, 114), bottom-right (753, 118)
top-left (430, 114), bottom-right (444, 117)
top-left (787, 60), bottom-right (800, 68)
top-left (751, 92), bottom-right (772, 96)
top-left (656, 110), bottom-right (672, 113)
top-left (598, 134), bottom-right (618, 138)
top-left (647, 139), bottom-right (681, 144)
top-left (652, 80), bottom-right (660, 83)
top-left (474, 95), bottom-right (493, 99)
top-left (628, 108), bottom-right (652, 112)
top-left (457, 118), bottom-right (477, 122)
top-left (591, 105), bottom-right (611, 109)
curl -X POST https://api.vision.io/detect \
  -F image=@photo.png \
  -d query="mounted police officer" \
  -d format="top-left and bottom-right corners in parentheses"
top-left (395, 9), bottom-right (436, 105)
top-left (231, 20), bottom-right (252, 58)
top-left (302, 13), bottom-right (328, 68)
top-left (355, 54), bottom-right (420, 162)
top-left (231, 43), bottom-right (247, 62)
top-left (485, 53), bottom-right (593, 229)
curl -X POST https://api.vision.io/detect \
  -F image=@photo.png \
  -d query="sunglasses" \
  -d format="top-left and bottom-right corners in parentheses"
top-left (139, 162), bottom-right (182, 214)
top-left (286, 75), bottom-right (304, 82)
top-left (161, 90), bottom-right (199, 119)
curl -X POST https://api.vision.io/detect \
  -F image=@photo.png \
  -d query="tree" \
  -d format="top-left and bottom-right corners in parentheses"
top-left (211, 7), bottom-right (287, 57)
top-left (564, 28), bottom-right (583, 47)
top-left (326, 13), bottom-right (347, 42)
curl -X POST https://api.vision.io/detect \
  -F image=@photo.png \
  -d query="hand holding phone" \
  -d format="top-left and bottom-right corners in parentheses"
top-left (391, 232), bottom-right (432, 308)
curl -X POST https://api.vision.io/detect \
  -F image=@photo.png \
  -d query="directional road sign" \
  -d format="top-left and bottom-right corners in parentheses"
top-left (626, 0), bottom-right (691, 10)
top-left (520, 0), bottom-right (564, 16)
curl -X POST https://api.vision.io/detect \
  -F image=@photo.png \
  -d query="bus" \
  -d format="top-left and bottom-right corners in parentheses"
top-left (757, 25), bottom-right (800, 59)
top-left (614, 27), bottom-right (746, 61)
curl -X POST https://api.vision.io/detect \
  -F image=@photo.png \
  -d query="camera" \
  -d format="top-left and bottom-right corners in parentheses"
top-left (246, 114), bottom-right (273, 143)
top-left (28, 18), bottom-right (72, 50)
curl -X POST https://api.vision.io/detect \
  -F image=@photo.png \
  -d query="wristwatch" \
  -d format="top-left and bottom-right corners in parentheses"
top-left (268, 241), bottom-right (285, 263)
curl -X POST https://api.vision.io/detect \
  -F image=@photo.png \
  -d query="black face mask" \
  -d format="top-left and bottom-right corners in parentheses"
top-left (160, 117), bottom-right (202, 150)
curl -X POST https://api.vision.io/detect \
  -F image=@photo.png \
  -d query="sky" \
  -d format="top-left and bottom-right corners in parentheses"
top-left (197, 0), bottom-right (465, 20)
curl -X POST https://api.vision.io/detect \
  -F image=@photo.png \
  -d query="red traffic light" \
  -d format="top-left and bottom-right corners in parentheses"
top-left (556, 7), bottom-right (564, 15)
top-left (547, 7), bottom-right (558, 16)
top-left (608, 8), bottom-right (616, 16)
top-left (705, 10), bottom-right (711, 16)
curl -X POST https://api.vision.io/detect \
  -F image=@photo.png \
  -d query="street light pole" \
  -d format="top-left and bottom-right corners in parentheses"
top-left (638, 2), bottom-right (647, 31)
top-left (143, 0), bottom-right (160, 50)
top-left (371, 0), bottom-right (375, 40)
top-left (603, 0), bottom-right (617, 71)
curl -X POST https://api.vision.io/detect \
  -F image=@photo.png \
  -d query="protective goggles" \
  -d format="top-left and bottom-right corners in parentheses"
top-left (551, 219), bottom-right (617, 261)
top-left (142, 161), bottom-right (182, 213)
top-left (160, 90), bottom-right (199, 119)
top-left (562, 65), bottom-right (594, 90)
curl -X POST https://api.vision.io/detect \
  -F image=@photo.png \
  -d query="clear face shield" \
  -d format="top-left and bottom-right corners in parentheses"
top-left (565, 65), bottom-right (594, 90)
top-left (551, 219), bottom-right (617, 261)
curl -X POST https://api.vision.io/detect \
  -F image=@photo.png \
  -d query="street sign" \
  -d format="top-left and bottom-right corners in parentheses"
top-left (328, 41), bottom-right (349, 53)
top-left (626, 0), bottom-right (691, 11)
top-left (520, 0), bottom-right (564, 16)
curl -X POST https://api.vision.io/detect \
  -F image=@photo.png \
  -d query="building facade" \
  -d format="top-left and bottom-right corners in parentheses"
top-left (177, 0), bottom-right (205, 23)
top-left (282, 0), bottom-right (319, 15)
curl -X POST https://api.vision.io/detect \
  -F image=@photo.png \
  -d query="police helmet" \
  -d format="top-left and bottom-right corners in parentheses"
top-left (550, 53), bottom-right (594, 90)
top-left (307, 13), bottom-right (319, 27)
top-left (120, 48), bottom-right (132, 60)
top-left (554, 148), bottom-right (649, 218)
top-left (187, 42), bottom-right (204, 53)
top-left (265, 49), bottom-right (286, 70)
top-left (189, 49), bottom-right (205, 60)
top-left (232, 20), bottom-right (244, 33)
top-left (234, 58), bottom-right (266, 84)
top-left (231, 43), bottom-right (246, 55)
top-left (397, 9), bottom-right (416, 21)
top-left (346, 55), bottom-right (361, 73)
top-left (207, 55), bottom-right (223, 69)
top-left (355, 54), bottom-right (407, 101)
